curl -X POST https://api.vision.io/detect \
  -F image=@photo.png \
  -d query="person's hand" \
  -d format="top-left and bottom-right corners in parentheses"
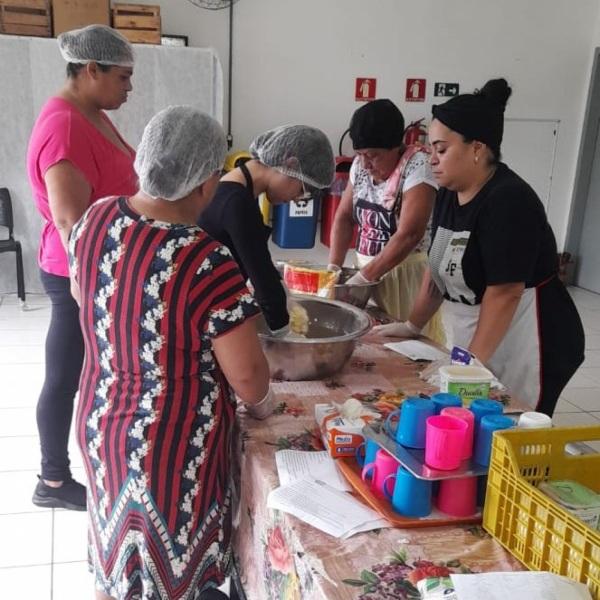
top-left (371, 320), bottom-right (421, 338)
top-left (246, 386), bottom-right (275, 420)
top-left (327, 263), bottom-right (342, 273)
top-left (344, 270), bottom-right (372, 286)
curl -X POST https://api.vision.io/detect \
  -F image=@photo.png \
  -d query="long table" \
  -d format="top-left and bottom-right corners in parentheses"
top-left (232, 333), bottom-right (524, 599)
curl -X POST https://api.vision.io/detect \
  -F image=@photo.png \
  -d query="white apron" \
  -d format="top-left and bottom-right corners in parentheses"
top-left (444, 287), bottom-right (541, 408)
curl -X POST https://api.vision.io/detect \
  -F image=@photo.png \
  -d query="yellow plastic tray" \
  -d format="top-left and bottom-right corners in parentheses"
top-left (483, 425), bottom-right (600, 599)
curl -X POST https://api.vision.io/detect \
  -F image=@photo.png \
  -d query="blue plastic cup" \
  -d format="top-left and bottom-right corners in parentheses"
top-left (474, 414), bottom-right (514, 466)
top-left (383, 466), bottom-right (432, 517)
top-left (469, 398), bottom-right (503, 445)
top-left (431, 392), bottom-right (462, 414)
top-left (355, 438), bottom-right (380, 467)
top-left (384, 397), bottom-right (435, 449)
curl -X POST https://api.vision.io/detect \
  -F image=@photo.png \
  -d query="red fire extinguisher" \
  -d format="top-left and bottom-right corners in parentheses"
top-left (403, 118), bottom-right (428, 146)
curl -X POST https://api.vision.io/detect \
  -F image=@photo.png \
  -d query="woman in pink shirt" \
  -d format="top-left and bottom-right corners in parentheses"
top-left (26, 25), bottom-right (137, 511)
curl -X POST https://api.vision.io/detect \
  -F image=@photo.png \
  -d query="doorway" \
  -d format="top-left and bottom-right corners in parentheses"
top-left (566, 48), bottom-right (600, 293)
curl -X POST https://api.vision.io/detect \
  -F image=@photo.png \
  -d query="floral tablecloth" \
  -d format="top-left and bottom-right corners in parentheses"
top-left (232, 333), bottom-right (524, 599)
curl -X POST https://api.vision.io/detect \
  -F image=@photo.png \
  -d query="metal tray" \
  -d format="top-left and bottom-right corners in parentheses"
top-left (362, 421), bottom-right (490, 481)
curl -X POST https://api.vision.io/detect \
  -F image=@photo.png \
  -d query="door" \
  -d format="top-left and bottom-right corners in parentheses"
top-left (575, 116), bottom-right (600, 293)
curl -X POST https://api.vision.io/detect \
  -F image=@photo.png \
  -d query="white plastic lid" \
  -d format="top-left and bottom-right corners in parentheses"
top-left (518, 411), bottom-right (553, 429)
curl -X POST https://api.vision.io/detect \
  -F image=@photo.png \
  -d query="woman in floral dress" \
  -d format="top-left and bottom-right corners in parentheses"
top-left (69, 106), bottom-right (274, 600)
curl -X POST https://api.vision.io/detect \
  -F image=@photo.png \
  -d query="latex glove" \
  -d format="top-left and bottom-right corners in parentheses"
top-left (371, 320), bottom-right (421, 338)
top-left (246, 386), bottom-right (275, 420)
top-left (344, 270), bottom-right (371, 286)
top-left (327, 263), bottom-right (342, 273)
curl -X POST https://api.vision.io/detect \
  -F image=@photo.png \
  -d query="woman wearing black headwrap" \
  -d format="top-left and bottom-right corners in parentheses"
top-left (375, 79), bottom-right (584, 416)
top-left (328, 99), bottom-right (445, 344)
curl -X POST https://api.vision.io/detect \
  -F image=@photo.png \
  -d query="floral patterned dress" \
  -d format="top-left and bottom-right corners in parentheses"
top-left (69, 196), bottom-right (260, 599)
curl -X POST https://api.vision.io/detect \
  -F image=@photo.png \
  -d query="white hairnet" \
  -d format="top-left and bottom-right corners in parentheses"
top-left (135, 106), bottom-right (227, 202)
top-left (58, 25), bottom-right (134, 67)
top-left (249, 125), bottom-right (335, 189)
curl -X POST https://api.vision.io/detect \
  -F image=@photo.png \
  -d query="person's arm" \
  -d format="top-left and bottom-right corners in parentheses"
top-left (225, 194), bottom-right (288, 330)
top-left (45, 160), bottom-right (91, 252)
top-left (407, 266), bottom-right (444, 329)
top-left (468, 282), bottom-right (525, 364)
top-left (212, 317), bottom-right (270, 404)
top-left (360, 183), bottom-right (435, 282)
top-left (373, 267), bottom-right (443, 337)
top-left (328, 181), bottom-right (355, 268)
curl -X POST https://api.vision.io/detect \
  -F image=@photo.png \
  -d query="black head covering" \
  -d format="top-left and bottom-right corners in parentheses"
top-left (432, 79), bottom-right (512, 154)
top-left (349, 99), bottom-right (405, 150)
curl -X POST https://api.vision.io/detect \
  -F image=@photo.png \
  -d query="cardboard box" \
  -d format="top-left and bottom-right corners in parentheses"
top-left (0, 0), bottom-right (51, 37)
top-left (53, 0), bottom-right (110, 37)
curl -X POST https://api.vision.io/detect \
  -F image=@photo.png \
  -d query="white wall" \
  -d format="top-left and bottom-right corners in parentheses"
top-left (136, 0), bottom-right (600, 248)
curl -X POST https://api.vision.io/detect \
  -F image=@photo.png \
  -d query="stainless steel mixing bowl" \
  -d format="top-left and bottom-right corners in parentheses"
top-left (257, 295), bottom-right (371, 381)
top-left (332, 267), bottom-right (380, 309)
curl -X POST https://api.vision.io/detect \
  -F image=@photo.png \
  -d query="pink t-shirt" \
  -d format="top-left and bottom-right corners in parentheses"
top-left (27, 97), bottom-right (138, 277)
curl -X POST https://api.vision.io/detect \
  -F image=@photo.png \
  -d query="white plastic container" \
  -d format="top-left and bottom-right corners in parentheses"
top-left (518, 411), bottom-right (553, 429)
top-left (439, 365), bottom-right (494, 406)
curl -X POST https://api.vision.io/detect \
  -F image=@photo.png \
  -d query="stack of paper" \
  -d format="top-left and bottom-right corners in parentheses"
top-left (384, 339), bottom-right (448, 361)
top-left (449, 572), bottom-right (593, 600)
top-left (268, 450), bottom-right (389, 538)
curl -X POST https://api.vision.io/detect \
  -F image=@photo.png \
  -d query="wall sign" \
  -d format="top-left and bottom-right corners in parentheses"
top-left (434, 82), bottom-right (459, 97)
top-left (405, 78), bottom-right (426, 102)
top-left (355, 77), bottom-right (376, 101)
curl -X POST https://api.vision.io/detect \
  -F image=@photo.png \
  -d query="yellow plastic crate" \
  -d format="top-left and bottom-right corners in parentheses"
top-left (483, 425), bottom-right (600, 599)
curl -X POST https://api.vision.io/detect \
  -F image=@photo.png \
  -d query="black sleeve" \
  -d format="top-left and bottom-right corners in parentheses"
top-left (477, 181), bottom-right (544, 286)
top-left (222, 192), bottom-right (289, 330)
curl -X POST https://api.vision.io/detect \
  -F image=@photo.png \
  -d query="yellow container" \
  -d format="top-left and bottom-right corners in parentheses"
top-left (223, 150), bottom-right (251, 172)
top-left (483, 425), bottom-right (600, 599)
top-left (258, 192), bottom-right (271, 226)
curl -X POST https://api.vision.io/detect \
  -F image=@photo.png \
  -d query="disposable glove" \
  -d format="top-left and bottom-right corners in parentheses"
top-left (371, 320), bottom-right (422, 338)
top-left (246, 386), bottom-right (275, 420)
top-left (344, 270), bottom-right (371, 286)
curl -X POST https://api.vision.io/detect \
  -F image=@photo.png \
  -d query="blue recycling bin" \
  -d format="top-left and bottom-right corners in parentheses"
top-left (272, 197), bottom-right (320, 249)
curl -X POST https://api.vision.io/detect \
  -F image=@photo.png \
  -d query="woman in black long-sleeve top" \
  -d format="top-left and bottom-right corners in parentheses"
top-left (199, 125), bottom-right (335, 333)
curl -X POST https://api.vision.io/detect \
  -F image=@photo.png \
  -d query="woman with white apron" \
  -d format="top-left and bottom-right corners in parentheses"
top-left (328, 99), bottom-right (445, 345)
top-left (374, 79), bottom-right (584, 416)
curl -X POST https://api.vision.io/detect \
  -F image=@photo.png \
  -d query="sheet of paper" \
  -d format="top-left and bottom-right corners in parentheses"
top-left (267, 478), bottom-right (389, 538)
top-left (384, 340), bottom-right (448, 361)
top-left (450, 571), bottom-right (593, 600)
top-left (275, 450), bottom-right (352, 492)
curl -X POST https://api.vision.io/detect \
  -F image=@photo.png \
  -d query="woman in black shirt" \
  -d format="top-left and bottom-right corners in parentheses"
top-left (375, 79), bottom-right (584, 415)
top-left (199, 125), bottom-right (334, 333)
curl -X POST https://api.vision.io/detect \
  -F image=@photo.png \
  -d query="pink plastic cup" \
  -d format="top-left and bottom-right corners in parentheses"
top-left (436, 476), bottom-right (478, 517)
top-left (361, 449), bottom-right (398, 499)
top-left (425, 415), bottom-right (468, 470)
top-left (441, 406), bottom-right (475, 460)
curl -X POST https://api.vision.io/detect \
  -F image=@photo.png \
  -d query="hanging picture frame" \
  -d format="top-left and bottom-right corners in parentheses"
top-left (161, 34), bottom-right (189, 47)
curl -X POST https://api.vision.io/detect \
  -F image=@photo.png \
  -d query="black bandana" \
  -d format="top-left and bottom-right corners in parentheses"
top-left (349, 99), bottom-right (405, 150)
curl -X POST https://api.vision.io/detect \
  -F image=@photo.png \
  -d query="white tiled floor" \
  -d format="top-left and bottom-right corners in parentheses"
top-left (1, 287), bottom-right (599, 599)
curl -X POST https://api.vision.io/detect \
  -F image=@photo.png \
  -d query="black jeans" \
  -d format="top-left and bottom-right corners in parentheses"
top-left (36, 270), bottom-right (84, 481)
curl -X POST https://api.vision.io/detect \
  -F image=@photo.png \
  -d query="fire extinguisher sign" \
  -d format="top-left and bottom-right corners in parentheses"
top-left (355, 77), bottom-right (376, 102)
top-left (406, 78), bottom-right (426, 102)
